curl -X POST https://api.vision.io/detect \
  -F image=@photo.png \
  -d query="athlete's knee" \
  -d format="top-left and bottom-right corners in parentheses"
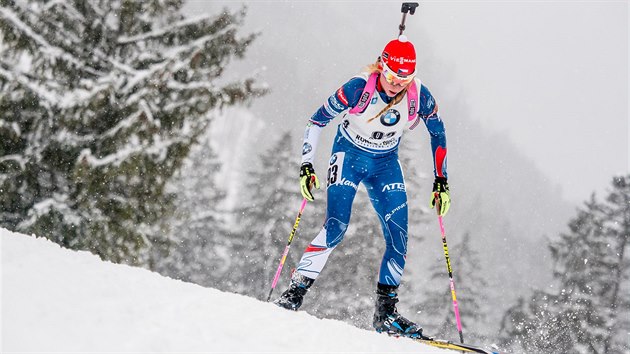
top-left (382, 223), bottom-right (408, 257)
top-left (324, 217), bottom-right (349, 248)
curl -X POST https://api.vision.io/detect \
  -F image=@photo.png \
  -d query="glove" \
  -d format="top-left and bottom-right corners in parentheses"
top-left (300, 162), bottom-right (320, 201)
top-left (430, 177), bottom-right (451, 216)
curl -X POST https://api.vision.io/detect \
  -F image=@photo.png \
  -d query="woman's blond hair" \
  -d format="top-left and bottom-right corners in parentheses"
top-left (360, 59), bottom-right (409, 123)
top-left (363, 60), bottom-right (380, 74)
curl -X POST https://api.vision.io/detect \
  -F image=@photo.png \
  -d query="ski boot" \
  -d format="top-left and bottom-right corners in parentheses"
top-left (274, 271), bottom-right (314, 311)
top-left (373, 282), bottom-right (425, 339)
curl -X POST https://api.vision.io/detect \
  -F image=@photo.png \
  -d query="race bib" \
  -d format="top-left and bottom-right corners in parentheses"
top-left (327, 152), bottom-right (344, 188)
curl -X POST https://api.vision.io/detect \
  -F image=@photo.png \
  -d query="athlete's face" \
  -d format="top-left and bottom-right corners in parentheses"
top-left (379, 72), bottom-right (410, 97)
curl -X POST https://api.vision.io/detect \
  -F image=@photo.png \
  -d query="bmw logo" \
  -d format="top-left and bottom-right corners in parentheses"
top-left (380, 109), bottom-right (401, 127)
top-left (302, 143), bottom-right (312, 155)
top-left (329, 154), bottom-right (337, 165)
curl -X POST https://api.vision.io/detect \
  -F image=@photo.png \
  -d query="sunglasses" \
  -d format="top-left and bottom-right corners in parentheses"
top-left (381, 63), bottom-right (415, 86)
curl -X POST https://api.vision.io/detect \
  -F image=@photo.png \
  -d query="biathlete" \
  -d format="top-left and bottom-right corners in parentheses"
top-left (275, 35), bottom-right (451, 339)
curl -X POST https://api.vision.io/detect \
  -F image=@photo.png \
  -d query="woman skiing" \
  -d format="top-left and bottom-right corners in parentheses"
top-left (275, 35), bottom-right (450, 339)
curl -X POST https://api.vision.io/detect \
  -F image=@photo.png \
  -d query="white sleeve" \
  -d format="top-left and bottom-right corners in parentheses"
top-left (301, 122), bottom-right (323, 165)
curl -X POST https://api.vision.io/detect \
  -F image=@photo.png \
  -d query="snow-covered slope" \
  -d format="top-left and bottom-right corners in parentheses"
top-left (2, 228), bottom-right (443, 353)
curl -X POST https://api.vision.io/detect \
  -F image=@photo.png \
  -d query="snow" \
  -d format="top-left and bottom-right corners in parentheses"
top-left (0, 154), bottom-right (26, 169)
top-left (0, 6), bottom-right (99, 77)
top-left (1, 228), bottom-right (445, 353)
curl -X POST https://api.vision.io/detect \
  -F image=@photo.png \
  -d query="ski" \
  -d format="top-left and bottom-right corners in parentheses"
top-left (413, 337), bottom-right (499, 353)
top-left (384, 331), bottom-right (499, 353)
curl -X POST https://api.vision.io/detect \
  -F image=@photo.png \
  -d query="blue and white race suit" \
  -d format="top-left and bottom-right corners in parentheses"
top-left (297, 72), bottom-right (447, 286)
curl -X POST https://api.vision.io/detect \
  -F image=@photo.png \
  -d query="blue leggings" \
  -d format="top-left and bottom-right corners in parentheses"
top-left (297, 134), bottom-right (408, 286)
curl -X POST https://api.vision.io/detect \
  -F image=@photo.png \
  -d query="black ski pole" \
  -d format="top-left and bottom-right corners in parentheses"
top-left (399, 2), bottom-right (420, 36)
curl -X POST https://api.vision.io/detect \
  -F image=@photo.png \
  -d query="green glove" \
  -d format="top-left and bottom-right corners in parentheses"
top-left (300, 162), bottom-right (320, 201)
top-left (430, 177), bottom-right (451, 216)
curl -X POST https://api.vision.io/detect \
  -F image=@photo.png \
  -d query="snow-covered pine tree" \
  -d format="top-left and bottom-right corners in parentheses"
top-left (398, 141), bottom-right (432, 240)
top-left (0, 1), bottom-right (265, 265)
top-left (397, 141), bottom-right (430, 281)
top-left (230, 131), bottom-right (305, 298)
top-left (414, 232), bottom-right (490, 343)
top-left (499, 175), bottom-right (630, 354)
top-left (154, 132), bottom-right (229, 285)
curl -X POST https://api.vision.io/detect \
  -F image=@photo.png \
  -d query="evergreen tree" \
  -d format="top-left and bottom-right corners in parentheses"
top-left (154, 130), bottom-right (229, 286)
top-left (398, 141), bottom-right (430, 283)
top-left (499, 175), bottom-right (630, 354)
top-left (0, 1), bottom-right (265, 265)
top-left (231, 131), bottom-right (304, 298)
top-left (414, 232), bottom-right (490, 342)
top-left (399, 142), bottom-right (432, 238)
